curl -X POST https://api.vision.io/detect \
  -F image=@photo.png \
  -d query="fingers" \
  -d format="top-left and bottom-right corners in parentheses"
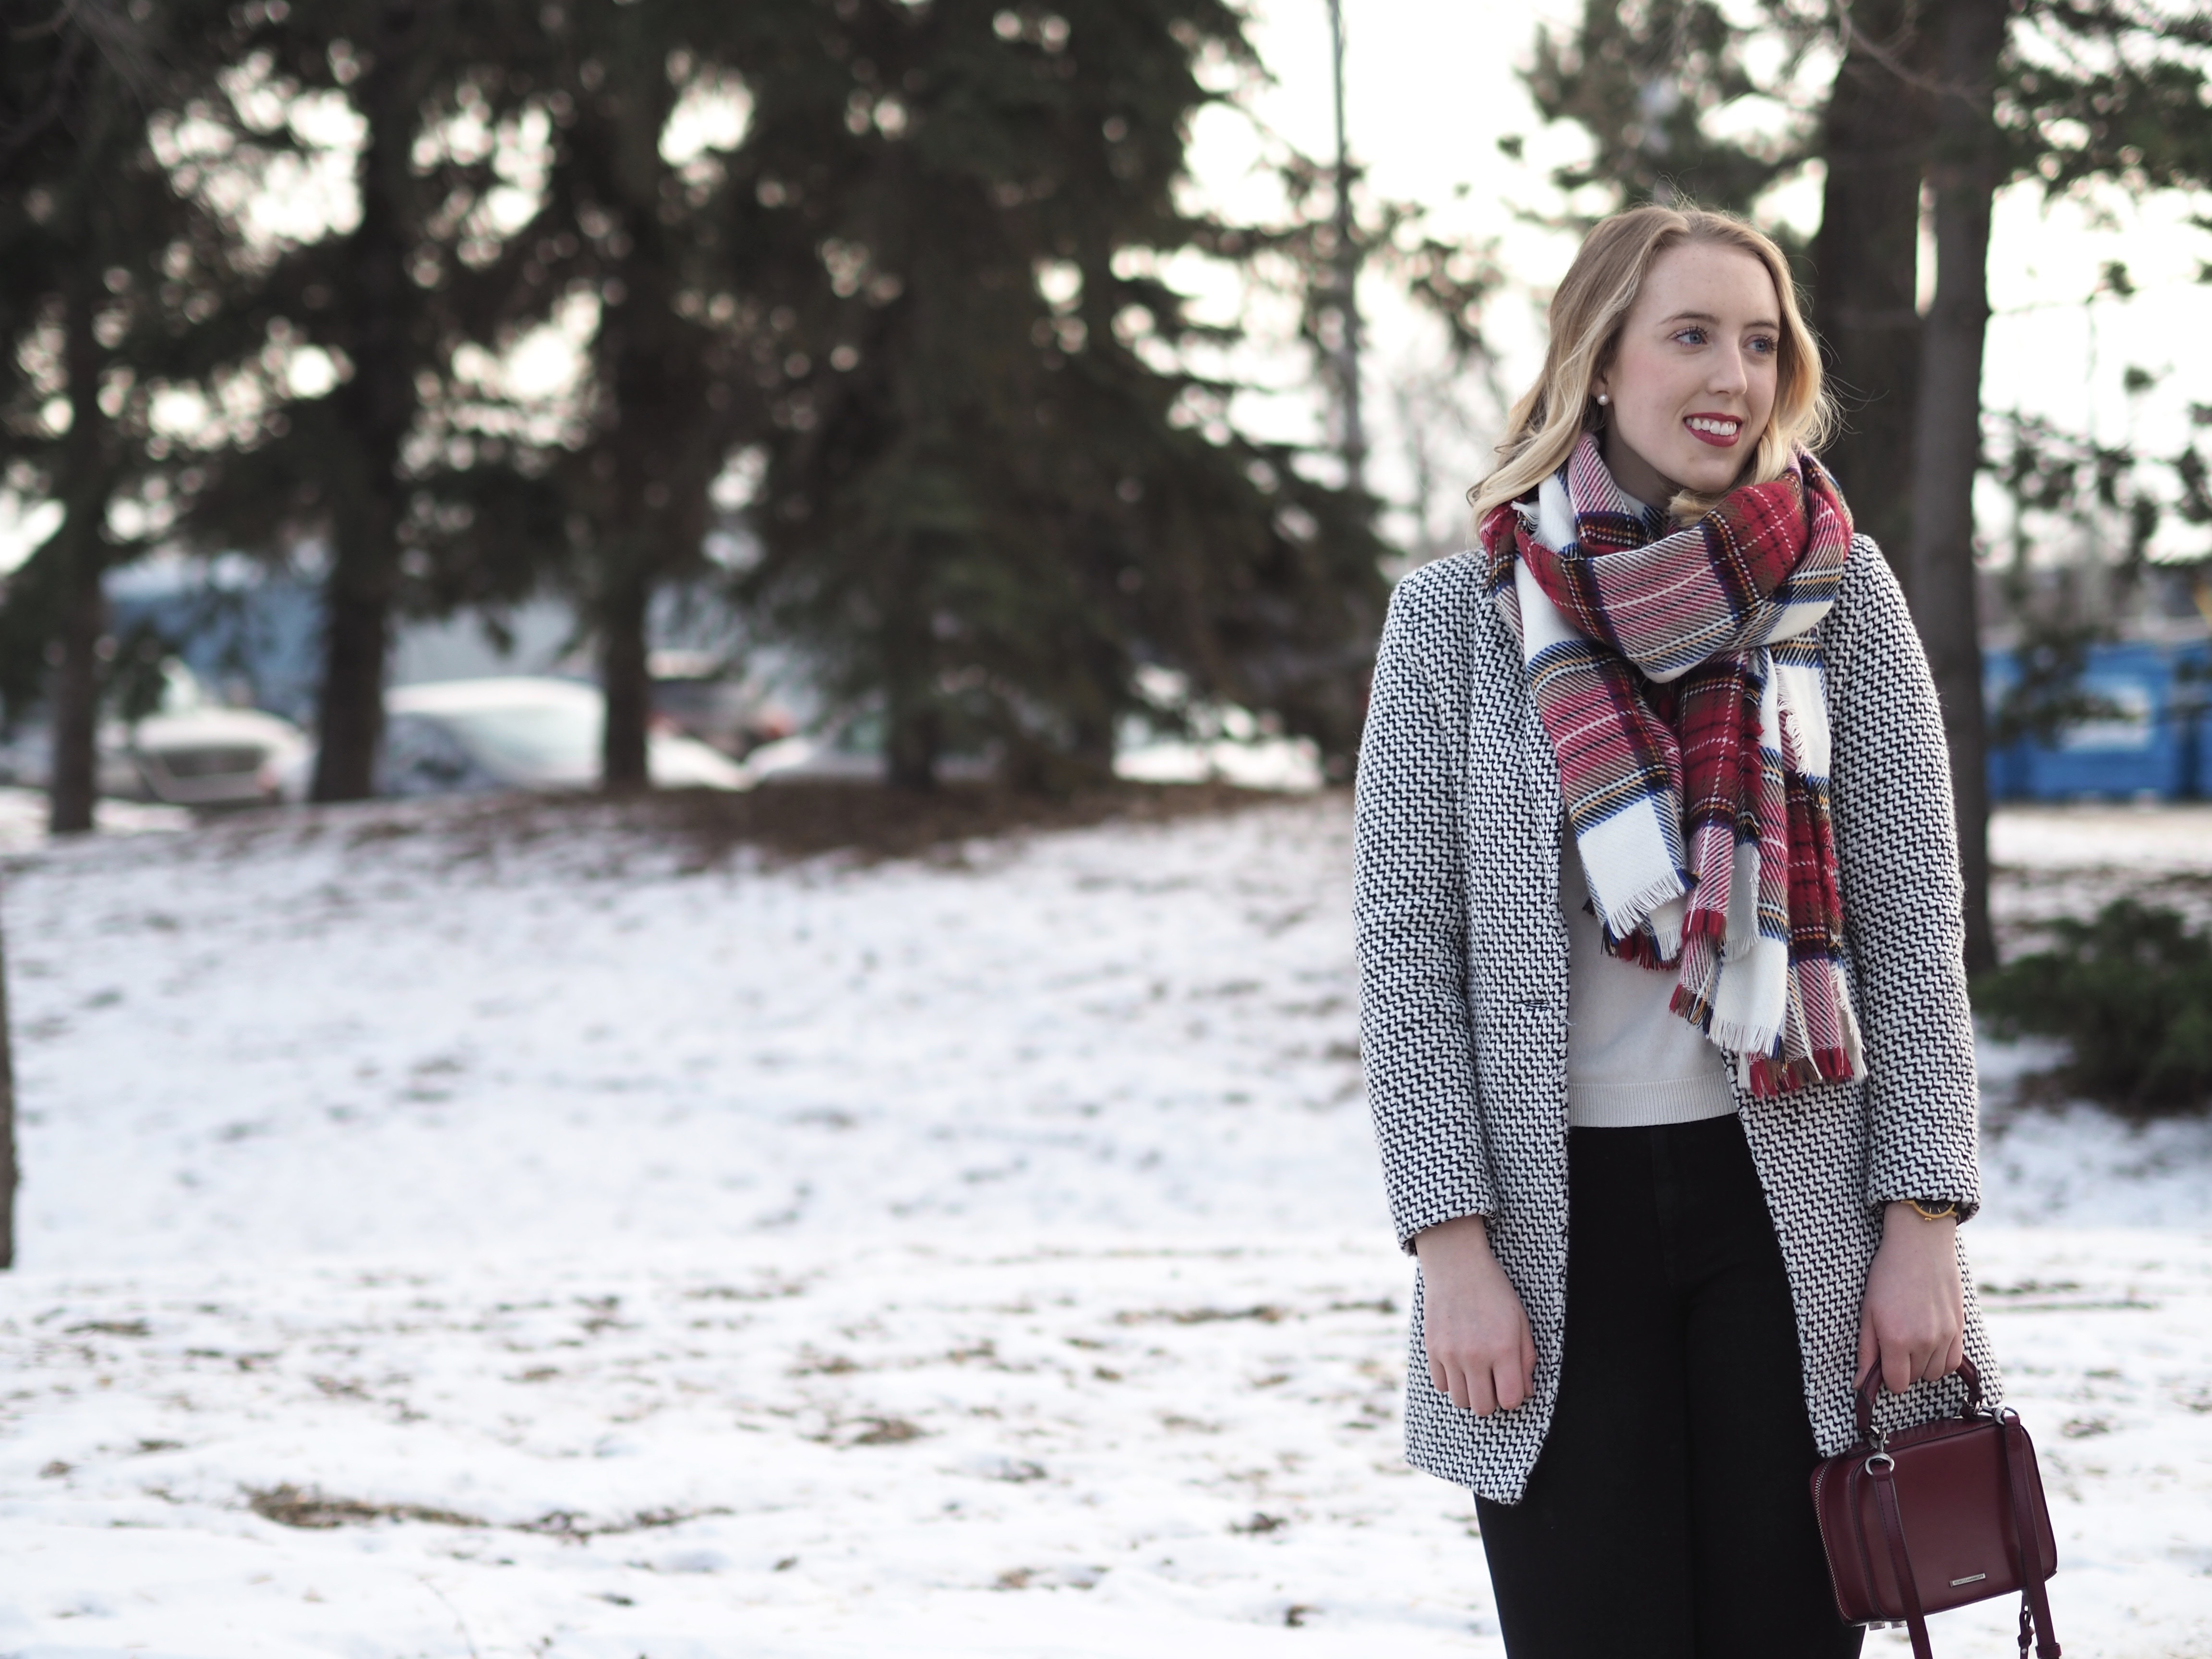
top-left (1429, 1352), bottom-right (1471, 1412)
top-left (1867, 1329), bottom-right (1969, 1394)
top-left (1880, 1337), bottom-right (1917, 1397)
top-left (1467, 1363), bottom-right (1500, 1417)
top-left (1491, 1357), bottom-right (1524, 1414)
top-left (1918, 1331), bottom-right (1965, 1384)
top-left (1479, 1316), bottom-right (1537, 1414)
top-left (1427, 1348), bottom-right (1525, 1416)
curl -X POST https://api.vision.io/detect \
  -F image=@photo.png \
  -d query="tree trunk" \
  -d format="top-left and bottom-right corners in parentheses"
top-left (880, 531), bottom-right (939, 791)
top-left (310, 1), bottom-right (420, 804)
top-left (309, 521), bottom-right (397, 801)
top-left (47, 544), bottom-right (104, 836)
top-left (0, 892), bottom-right (16, 1270)
top-left (1811, 0), bottom-right (1938, 578)
top-left (1907, 0), bottom-right (2008, 976)
top-left (48, 267), bottom-right (109, 837)
top-left (573, 43), bottom-right (700, 798)
top-left (599, 563), bottom-right (652, 790)
top-left (885, 695), bottom-right (940, 792)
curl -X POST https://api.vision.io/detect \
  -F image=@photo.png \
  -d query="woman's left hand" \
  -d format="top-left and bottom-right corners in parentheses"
top-left (1856, 1202), bottom-right (1966, 1395)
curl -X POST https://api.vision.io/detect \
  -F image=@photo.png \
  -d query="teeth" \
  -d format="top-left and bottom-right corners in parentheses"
top-left (1687, 417), bottom-right (1739, 435)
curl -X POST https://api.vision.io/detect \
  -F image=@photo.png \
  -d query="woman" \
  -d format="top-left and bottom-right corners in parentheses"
top-left (1353, 203), bottom-right (1995, 1658)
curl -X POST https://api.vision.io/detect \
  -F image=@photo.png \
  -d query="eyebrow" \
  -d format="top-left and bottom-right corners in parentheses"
top-left (1661, 309), bottom-right (1781, 330)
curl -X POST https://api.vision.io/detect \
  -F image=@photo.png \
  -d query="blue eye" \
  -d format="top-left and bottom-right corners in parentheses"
top-left (1674, 327), bottom-right (1707, 346)
top-left (1748, 335), bottom-right (1778, 356)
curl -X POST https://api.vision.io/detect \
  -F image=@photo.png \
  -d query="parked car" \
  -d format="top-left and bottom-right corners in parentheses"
top-left (0, 661), bottom-right (310, 808)
top-left (735, 711), bottom-right (999, 785)
top-left (128, 703), bottom-right (313, 806)
top-left (646, 649), bottom-right (798, 758)
top-left (271, 676), bottom-right (754, 800)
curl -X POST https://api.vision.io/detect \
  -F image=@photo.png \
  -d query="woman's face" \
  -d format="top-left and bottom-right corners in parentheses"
top-left (1591, 240), bottom-right (1782, 505)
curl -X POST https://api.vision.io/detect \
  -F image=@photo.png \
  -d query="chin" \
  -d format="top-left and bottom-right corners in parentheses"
top-left (1671, 455), bottom-right (1745, 496)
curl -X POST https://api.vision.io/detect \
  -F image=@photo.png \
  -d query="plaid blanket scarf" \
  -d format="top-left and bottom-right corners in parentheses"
top-left (1478, 433), bottom-right (1863, 1096)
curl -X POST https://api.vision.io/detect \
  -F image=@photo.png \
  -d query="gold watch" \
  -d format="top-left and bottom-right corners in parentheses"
top-left (1900, 1197), bottom-right (1960, 1223)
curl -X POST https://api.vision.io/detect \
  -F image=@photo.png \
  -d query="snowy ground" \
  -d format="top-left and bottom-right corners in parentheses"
top-left (0, 786), bottom-right (188, 854)
top-left (0, 793), bottom-right (2207, 1657)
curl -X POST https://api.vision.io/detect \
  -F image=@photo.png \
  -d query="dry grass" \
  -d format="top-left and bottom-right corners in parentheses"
top-left (559, 777), bottom-right (1298, 866)
top-left (246, 1484), bottom-right (731, 1538)
top-left (247, 1484), bottom-right (485, 1530)
top-left (164, 776), bottom-right (1304, 875)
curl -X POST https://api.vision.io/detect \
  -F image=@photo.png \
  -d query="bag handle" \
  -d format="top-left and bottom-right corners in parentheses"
top-left (1869, 1454), bottom-right (1935, 1659)
top-left (1998, 1412), bottom-right (2062, 1659)
top-left (1856, 1354), bottom-right (1984, 1443)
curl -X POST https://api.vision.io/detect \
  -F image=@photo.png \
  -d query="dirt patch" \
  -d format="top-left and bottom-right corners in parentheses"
top-left (248, 1483), bottom-right (485, 1530)
top-left (845, 1416), bottom-right (925, 1446)
top-left (246, 1485), bottom-right (730, 1538)
top-left (180, 778), bottom-right (1308, 873)
top-left (607, 778), bottom-right (1302, 866)
top-left (1112, 1304), bottom-right (1288, 1326)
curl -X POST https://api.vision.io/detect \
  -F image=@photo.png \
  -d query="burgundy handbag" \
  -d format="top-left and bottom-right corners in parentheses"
top-left (1809, 1359), bottom-right (2060, 1659)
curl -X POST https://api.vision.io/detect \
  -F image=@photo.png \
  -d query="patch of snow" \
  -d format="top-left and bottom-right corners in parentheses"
top-left (2, 799), bottom-right (1379, 1267)
top-left (0, 794), bottom-right (2205, 1655)
top-left (0, 785), bottom-right (191, 854)
top-left (1990, 803), bottom-right (2212, 874)
top-left (1113, 736), bottom-right (1324, 792)
top-left (1979, 1098), bottom-right (2212, 1229)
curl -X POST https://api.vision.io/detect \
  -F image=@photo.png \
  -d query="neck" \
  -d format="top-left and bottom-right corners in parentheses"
top-left (1597, 427), bottom-right (1680, 508)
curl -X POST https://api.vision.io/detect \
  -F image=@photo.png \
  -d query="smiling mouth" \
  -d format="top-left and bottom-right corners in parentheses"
top-left (1685, 414), bottom-right (1742, 447)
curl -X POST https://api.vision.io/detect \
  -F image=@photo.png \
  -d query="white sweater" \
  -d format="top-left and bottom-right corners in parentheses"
top-left (1559, 831), bottom-right (1736, 1128)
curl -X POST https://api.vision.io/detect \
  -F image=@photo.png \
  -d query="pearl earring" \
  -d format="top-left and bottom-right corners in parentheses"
top-left (1596, 393), bottom-right (1610, 406)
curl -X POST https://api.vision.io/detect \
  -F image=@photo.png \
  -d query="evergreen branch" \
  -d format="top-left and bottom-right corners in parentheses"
top-left (1829, 0), bottom-right (1963, 98)
top-left (0, 15), bottom-right (89, 180)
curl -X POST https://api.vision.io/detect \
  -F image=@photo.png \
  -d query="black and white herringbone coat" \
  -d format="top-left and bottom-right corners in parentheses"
top-left (1353, 533), bottom-right (1996, 1504)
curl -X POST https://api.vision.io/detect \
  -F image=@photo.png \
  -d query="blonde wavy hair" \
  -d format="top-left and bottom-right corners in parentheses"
top-left (1470, 204), bottom-right (1835, 526)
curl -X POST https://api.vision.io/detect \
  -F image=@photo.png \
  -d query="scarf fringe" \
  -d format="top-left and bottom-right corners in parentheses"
top-left (1707, 1010), bottom-right (1787, 1059)
top-left (1594, 869), bottom-right (1695, 960)
top-left (1743, 1046), bottom-right (1858, 1099)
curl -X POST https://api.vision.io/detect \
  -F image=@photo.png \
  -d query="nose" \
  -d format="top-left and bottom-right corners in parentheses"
top-left (1708, 346), bottom-right (1750, 397)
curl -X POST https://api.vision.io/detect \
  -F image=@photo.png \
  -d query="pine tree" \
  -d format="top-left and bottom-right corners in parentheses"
top-left (1811, 0), bottom-right (1938, 567)
top-left (179, 0), bottom-right (559, 803)
top-left (1905, 0), bottom-right (2212, 970)
top-left (1519, 0), bottom-right (1820, 219)
top-left (0, 0), bottom-right (244, 833)
top-left (514, 6), bottom-right (768, 789)
top-left (729, 0), bottom-right (1389, 790)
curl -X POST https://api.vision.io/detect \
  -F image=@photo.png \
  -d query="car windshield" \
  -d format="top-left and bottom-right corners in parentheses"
top-left (438, 703), bottom-right (600, 771)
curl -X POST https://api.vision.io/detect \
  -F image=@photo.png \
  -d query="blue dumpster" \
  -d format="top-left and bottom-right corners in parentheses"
top-left (1984, 640), bottom-right (2209, 801)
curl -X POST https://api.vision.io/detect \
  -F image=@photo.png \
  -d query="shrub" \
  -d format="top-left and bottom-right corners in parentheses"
top-left (1974, 899), bottom-right (2212, 1116)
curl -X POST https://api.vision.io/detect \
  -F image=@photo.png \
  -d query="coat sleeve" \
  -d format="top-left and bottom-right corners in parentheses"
top-left (1824, 539), bottom-right (1983, 1219)
top-left (1354, 568), bottom-right (1500, 1251)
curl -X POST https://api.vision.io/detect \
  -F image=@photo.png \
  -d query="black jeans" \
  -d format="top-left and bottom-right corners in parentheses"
top-left (1474, 1115), bottom-right (1863, 1659)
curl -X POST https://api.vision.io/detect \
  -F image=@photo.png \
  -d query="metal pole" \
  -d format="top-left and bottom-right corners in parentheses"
top-left (1326, 0), bottom-right (1366, 496)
